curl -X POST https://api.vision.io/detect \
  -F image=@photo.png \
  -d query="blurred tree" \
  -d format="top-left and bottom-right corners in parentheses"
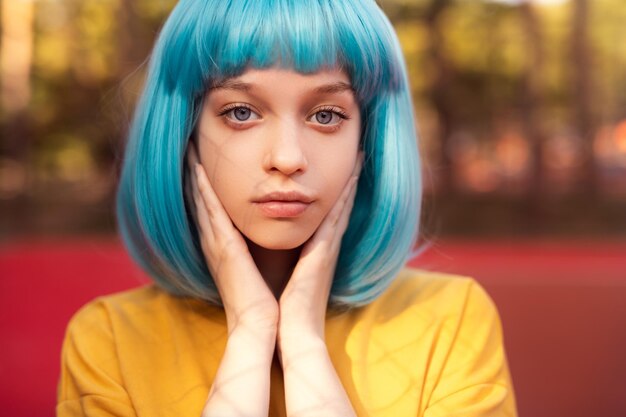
top-left (1, 0), bottom-right (34, 178)
top-left (1, 0), bottom-right (35, 228)
top-left (1, 0), bottom-right (625, 238)
top-left (424, 0), bottom-right (458, 194)
top-left (571, 0), bottom-right (598, 194)
top-left (519, 1), bottom-right (547, 202)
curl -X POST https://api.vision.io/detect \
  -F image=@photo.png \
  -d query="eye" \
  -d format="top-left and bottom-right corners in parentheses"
top-left (308, 106), bottom-right (349, 126)
top-left (219, 104), bottom-right (261, 123)
top-left (232, 107), bottom-right (252, 121)
top-left (314, 110), bottom-right (335, 125)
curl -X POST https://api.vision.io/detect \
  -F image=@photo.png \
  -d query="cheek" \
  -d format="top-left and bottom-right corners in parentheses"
top-left (324, 157), bottom-right (355, 207)
top-left (199, 116), bottom-right (254, 183)
top-left (195, 113), bottom-right (262, 238)
top-left (312, 143), bottom-right (360, 212)
top-left (197, 135), bottom-right (254, 217)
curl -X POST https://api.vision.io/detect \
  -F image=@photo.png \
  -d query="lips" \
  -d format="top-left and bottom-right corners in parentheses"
top-left (253, 191), bottom-right (313, 218)
top-left (255, 191), bottom-right (313, 203)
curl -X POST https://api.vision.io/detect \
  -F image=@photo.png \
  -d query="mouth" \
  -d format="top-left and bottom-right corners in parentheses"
top-left (255, 201), bottom-right (310, 218)
top-left (253, 191), bottom-right (314, 218)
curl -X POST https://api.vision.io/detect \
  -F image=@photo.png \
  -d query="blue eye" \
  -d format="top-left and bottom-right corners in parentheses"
top-left (219, 105), bottom-right (260, 123)
top-left (309, 107), bottom-right (348, 126)
top-left (232, 107), bottom-right (251, 121)
top-left (315, 111), bottom-right (334, 124)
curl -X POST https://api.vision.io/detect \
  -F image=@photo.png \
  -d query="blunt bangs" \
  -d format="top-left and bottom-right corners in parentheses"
top-left (157, 0), bottom-right (403, 104)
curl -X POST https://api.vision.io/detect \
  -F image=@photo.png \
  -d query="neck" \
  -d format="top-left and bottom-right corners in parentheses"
top-left (245, 238), bottom-right (301, 299)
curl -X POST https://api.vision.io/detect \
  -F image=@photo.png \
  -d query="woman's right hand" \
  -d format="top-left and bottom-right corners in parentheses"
top-left (187, 144), bottom-right (277, 417)
top-left (186, 144), bottom-right (279, 335)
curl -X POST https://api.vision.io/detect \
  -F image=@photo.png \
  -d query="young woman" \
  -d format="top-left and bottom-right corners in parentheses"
top-left (57, 1), bottom-right (518, 416)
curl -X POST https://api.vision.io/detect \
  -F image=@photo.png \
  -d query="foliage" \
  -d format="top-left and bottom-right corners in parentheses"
top-left (1, 0), bottom-right (625, 237)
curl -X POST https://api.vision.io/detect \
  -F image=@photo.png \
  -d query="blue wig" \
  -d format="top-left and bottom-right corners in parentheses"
top-left (116, 0), bottom-right (422, 308)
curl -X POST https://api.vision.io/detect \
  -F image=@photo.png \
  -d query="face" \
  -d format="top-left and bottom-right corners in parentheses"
top-left (196, 67), bottom-right (361, 250)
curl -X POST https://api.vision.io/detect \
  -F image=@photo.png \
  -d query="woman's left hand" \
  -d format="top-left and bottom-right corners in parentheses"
top-left (276, 155), bottom-right (362, 417)
top-left (278, 154), bottom-right (363, 345)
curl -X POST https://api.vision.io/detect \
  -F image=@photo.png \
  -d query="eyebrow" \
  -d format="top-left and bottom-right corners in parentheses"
top-left (211, 79), bottom-right (355, 95)
top-left (313, 82), bottom-right (355, 95)
top-left (210, 79), bottom-right (252, 92)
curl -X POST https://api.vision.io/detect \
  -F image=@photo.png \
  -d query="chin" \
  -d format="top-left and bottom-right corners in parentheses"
top-left (243, 225), bottom-right (314, 251)
top-left (248, 235), bottom-right (308, 251)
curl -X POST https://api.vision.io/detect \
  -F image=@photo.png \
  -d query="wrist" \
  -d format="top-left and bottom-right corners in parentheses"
top-left (224, 302), bottom-right (279, 336)
top-left (227, 324), bottom-right (277, 358)
top-left (278, 326), bottom-right (326, 355)
top-left (278, 334), bottom-right (328, 374)
top-left (278, 309), bottom-right (325, 338)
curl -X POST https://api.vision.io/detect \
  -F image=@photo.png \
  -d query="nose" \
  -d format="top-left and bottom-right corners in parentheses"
top-left (264, 121), bottom-right (308, 175)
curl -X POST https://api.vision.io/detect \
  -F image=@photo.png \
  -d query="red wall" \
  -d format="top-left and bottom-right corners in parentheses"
top-left (1, 238), bottom-right (625, 416)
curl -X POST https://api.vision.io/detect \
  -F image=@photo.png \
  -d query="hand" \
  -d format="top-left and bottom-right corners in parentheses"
top-left (186, 144), bottom-right (279, 335)
top-left (278, 153), bottom-right (363, 344)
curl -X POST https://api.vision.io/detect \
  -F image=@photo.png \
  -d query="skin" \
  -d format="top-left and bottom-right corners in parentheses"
top-left (187, 67), bottom-right (363, 417)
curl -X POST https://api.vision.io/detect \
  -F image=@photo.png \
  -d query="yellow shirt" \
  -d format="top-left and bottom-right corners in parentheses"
top-left (57, 268), bottom-right (517, 416)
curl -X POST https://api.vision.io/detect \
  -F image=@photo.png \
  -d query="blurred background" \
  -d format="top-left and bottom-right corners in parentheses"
top-left (1, 0), bottom-right (626, 237)
top-left (1, 0), bottom-right (625, 416)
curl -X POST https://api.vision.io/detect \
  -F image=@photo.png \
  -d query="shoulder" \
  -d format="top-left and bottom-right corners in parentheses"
top-left (368, 267), bottom-right (498, 322)
top-left (348, 267), bottom-right (506, 360)
top-left (65, 285), bottom-right (168, 333)
top-left (69, 283), bottom-right (218, 319)
top-left (380, 270), bottom-right (517, 414)
top-left (335, 268), bottom-right (503, 355)
top-left (61, 286), bottom-right (169, 360)
top-left (63, 284), bottom-right (222, 348)
top-left (346, 269), bottom-right (517, 415)
top-left (57, 286), bottom-right (170, 411)
top-left (59, 286), bottom-right (225, 414)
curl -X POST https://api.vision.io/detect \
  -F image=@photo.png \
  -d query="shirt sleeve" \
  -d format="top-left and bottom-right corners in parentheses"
top-left (56, 300), bottom-right (137, 417)
top-left (423, 279), bottom-right (518, 417)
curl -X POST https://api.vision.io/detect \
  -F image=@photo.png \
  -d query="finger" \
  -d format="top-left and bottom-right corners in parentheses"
top-left (183, 145), bottom-right (202, 239)
top-left (185, 179), bottom-right (199, 230)
top-left (327, 153), bottom-right (362, 233)
top-left (191, 185), bottom-right (216, 275)
top-left (331, 154), bottom-right (361, 223)
top-left (353, 151), bottom-right (364, 177)
top-left (334, 175), bottom-right (358, 236)
top-left (191, 166), bottom-right (215, 243)
top-left (188, 159), bottom-right (201, 215)
top-left (194, 163), bottom-right (237, 237)
top-left (186, 145), bottom-right (202, 192)
top-left (185, 143), bottom-right (201, 195)
top-left (312, 173), bottom-right (358, 244)
top-left (186, 140), bottom-right (200, 165)
top-left (330, 176), bottom-right (358, 253)
top-left (340, 153), bottom-right (363, 230)
top-left (191, 163), bottom-right (227, 276)
top-left (332, 152), bottom-right (363, 236)
top-left (185, 143), bottom-right (200, 179)
top-left (333, 175), bottom-right (358, 228)
top-left (195, 163), bottom-right (219, 219)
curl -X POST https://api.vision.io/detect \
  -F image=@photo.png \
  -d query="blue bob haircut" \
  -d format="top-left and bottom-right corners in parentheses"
top-left (116, 0), bottom-right (422, 308)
